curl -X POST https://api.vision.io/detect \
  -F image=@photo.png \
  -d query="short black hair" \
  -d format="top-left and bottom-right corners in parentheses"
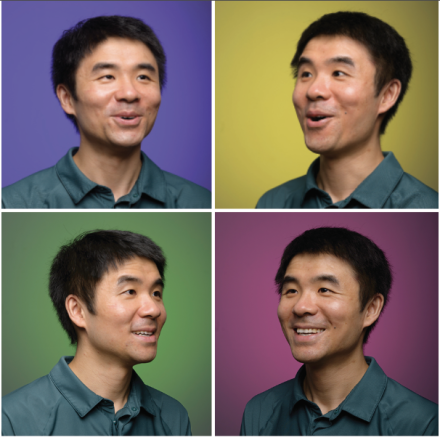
top-left (49, 230), bottom-right (166, 344)
top-left (51, 15), bottom-right (167, 131)
top-left (275, 227), bottom-right (392, 344)
top-left (291, 11), bottom-right (412, 135)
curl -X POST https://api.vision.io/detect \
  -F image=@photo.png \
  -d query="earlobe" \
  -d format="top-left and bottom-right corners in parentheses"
top-left (65, 294), bottom-right (87, 329)
top-left (378, 79), bottom-right (401, 115)
top-left (363, 294), bottom-right (385, 328)
top-left (56, 84), bottom-right (76, 116)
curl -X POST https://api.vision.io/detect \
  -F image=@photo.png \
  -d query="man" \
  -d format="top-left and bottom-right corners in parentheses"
top-left (2, 230), bottom-right (191, 435)
top-left (2, 16), bottom-right (211, 208)
top-left (257, 12), bottom-right (438, 208)
top-left (240, 227), bottom-right (438, 435)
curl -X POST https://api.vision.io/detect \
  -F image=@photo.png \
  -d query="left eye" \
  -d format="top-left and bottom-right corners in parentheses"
top-left (319, 288), bottom-right (331, 293)
top-left (333, 71), bottom-right (345, 77)
top-left (153, 290), bottom-right (162, 298)
top-left (125, 289), bottom-right (136, 295)
top-left (138, 75), bottom-right (150, 80)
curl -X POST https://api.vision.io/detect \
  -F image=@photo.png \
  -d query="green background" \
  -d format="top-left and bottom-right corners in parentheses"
top-left (2, 212), bottom-right (211, 436)
top-left (216, 1), bottom-right (438, 208)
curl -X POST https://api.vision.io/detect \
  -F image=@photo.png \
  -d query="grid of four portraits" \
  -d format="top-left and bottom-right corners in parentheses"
top-left (1, 2), bottom-right (438, 436)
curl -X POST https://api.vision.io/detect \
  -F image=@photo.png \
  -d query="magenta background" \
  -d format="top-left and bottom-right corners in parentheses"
top-left (215, 212), bottom-right (438, 436)
top-left (2, 1), bottom-right (211, 190)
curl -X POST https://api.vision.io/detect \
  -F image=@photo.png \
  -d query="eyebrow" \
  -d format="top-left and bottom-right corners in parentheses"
top-left (281, 274), bottom-right (340, 287)
top-left (117, 275), bottom-right (164, 289)
top-left (91, 62), bottom-right (157, 73)
top-left (297, 55), bottom-right (355, 70)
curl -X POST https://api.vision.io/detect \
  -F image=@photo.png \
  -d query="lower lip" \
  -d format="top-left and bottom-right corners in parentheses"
top-left (293, 330), bottom-right (325, 342)
top-left (306, 117), bottom-right (333, 129)
top-left (132, 333), bottom-right (156, 343)
top-left (114, 116), bottom-right (141, 126)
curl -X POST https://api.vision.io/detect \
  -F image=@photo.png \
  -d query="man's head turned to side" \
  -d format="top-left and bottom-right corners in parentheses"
top-left (256, 11), bottom-right (437, 209)
top-left (2, 230), bottom-right (192, 436)
top-left (240, 227), bottom-right (438, 436)
top-left (2, 15), bottom-right (211, 209)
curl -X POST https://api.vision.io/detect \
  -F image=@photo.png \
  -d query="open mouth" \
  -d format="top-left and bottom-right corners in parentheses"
top-left (133, 331), bottom-right (154, 336)
top-left (294, 328), bottom-right (325, 336)
top-left (121, 116), bottom-right (136, 120)
top-left (310, 116), bottom-right (327, 122)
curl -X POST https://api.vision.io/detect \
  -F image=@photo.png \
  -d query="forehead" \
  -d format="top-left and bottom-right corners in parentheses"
top-left (285, 252), bottom-right (357, 284)
top-left (79, 36), bottom-right (158, 71)
top-left (300, 35), bottom-right (375, 69)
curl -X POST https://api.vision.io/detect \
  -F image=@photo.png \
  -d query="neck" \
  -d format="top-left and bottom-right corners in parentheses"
top-left (316, 142), bottom-right (384, 204)
top-left (73, 141), bottom-right (143, 202)
top-left (302, 350), bottom-right (369, 415)
top-left (69, 343), bottom-right (132, 413)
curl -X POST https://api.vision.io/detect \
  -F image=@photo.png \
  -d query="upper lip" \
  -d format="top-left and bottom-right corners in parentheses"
top-left (306, 110), bottom-right (333, 118)
top-left (114, 111), bottom-right (141, 117)
top-left (132, 326), bottom-right (156, 333)
top-left (293, 324), bottom-right (326, 330)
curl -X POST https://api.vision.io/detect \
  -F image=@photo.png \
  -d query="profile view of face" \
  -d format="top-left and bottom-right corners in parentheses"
top-left (59, 37), bottom-right (162, 149)
top-left (81, 256), bottom-right (167, 367)
top-left (292, 35), bottom-right (386, 157)
top-left (277, 253), bottom-right (371, 365)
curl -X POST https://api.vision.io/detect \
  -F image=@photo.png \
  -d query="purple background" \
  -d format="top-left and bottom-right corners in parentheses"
top-left (216, 212), bottom-right (438, 436)
top-left (2, 1), bottom-right (211, 190)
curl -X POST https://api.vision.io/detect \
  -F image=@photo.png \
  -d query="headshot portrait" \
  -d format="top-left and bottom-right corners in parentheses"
top-left (2, 1), bottom-right (211, 209)
top-left (2, 212), bottom-right (211, 435)
top-left (216, 1), bottom-right (438, 208)
top-left (215, 212), bottom-right (438, 435)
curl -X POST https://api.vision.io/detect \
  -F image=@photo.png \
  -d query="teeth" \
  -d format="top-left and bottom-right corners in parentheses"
top-left (134, 331), bottom-right (153, 336)
top-left (296, 328), bottom-right (325, 334)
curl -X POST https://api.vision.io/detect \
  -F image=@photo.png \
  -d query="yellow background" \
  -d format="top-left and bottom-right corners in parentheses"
top-left (216, 1), bottom-right (438, 208)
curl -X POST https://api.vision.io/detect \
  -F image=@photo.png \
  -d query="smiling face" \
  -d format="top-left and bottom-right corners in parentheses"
top-left (292, 35), bottom-right (388, 157)
top-left (277, 253), bottom-right (372, 365)
top-left (57, 37), bottom-right (161, 150)
top-left (80, 256), bottom-right (167, 368)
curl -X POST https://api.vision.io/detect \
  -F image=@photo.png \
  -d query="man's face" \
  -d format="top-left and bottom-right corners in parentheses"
top-left (277, 253), bottom-right (370, 365)
top-left (82, 256), bottom-right (167, 367)
top-left (292, 35), bottom-right (385, 157)
top-left (62, 37), bottom-right (161, 149)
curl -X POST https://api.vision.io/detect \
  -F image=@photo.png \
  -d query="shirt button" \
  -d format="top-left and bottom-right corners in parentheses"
top-left (133, 194), bottom-right (139, 198)
top-left (132, 407), bottom-right (137, 411)
top-left (113, 420), bottom-right (117, 424)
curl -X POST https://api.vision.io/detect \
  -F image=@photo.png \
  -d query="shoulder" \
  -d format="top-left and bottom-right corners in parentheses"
top-left (380, 377), bottom-right (438, 435)
top-left (162, 170), bottom-right (211, 208)
top-left (390, 172), bottom-right (438, 208)
top-left (2, 166), bottom-right (60, 208)
top-left (2, 375), bottom-right (61, 435)
top-left (144, 385), bottom-right (191, 435)
top-left (241, 379), bottom-right (294, 435)
top-left (256, 176), bottom-right (307, 208)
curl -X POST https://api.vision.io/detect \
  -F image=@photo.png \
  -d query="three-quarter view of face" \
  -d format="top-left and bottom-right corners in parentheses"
top-left (57, 37), bottom-right (162, 150)
top-left (292, 35), bottom-right (398, 157)
top-left (277, 252), bottom-right (380, 365)
top-left (69, 256), bottom-right (167, 367)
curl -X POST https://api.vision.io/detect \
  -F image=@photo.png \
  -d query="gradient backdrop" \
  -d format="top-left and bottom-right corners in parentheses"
top-left (216, 212), bottom-right (438, 435)
top-left (216, 1), bottom-right (438, 208)
top-left (2, 212), bottom-right (211, 436)
top-left (2, 1), bottom-right (211, 191)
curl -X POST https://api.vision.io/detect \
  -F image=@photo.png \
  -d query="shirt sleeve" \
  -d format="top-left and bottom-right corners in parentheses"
top-left (423, 414), bottom-right (439, 436)
top-left (2, 412), bottom-right (15, 436)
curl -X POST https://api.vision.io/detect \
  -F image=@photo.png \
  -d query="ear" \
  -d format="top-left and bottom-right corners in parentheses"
top-left (56, 84), bottom-right (77, 117)
top-left (65, 294), bottom-right (87, 330)
top-left (378, 79), bottom-right (401, 115)
top-left (362, 294), bottom-right (385, 329)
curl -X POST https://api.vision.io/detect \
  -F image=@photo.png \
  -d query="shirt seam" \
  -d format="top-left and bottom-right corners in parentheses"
top-left (41, 395), bottom-right (64, 436)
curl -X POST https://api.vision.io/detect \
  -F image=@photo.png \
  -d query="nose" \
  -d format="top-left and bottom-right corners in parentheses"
top-left (114, 76), bottom-right (140, 103)
top-left (306, 74), bottom-right (331, 101)
top-left (138, 295), bottom-right (162, 319)
top-left (292, 291), bottom-right (318, 317)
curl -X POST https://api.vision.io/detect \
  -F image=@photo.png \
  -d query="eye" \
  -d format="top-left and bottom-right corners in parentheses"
top-left (333, 71), bottom-right (345, 77)
top-left (138, 74), bottom-right (151, 80)
top-left (300, 71), bottom-right (312, 78)
top-left (153, 290), bottom-right (163, 298)
top-left (319, 288), bottom-right (331, 293)
top-left (124, 289), bottom-right (136, 296)
top-left (284, 288), bottom-right (297, 295)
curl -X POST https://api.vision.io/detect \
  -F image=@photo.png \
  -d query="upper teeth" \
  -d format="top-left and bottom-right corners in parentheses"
top-left (296, 328), bottom-right (325, 334)
top-left (134, 331), bottom-right (153, 336)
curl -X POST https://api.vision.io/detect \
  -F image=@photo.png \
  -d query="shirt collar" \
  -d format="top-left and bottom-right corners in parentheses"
top-left (55, 148), bottom-right (168, 205)
top-left (289, 357), bottom-right (387, 422)
top-left (303, 152), bottom-right (404, 208)
top-left (49, 356), bottom-right (157, 418)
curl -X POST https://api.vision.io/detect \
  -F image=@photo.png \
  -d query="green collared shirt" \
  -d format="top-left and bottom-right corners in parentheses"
top-left (256, 152), bottom-right (438, 209)
top-left (2, 148), bottom-right (211, 209)
top-left (240, 357), bottom-right (438, 436)
top-left (2, 357), bottom-right (191, 436)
